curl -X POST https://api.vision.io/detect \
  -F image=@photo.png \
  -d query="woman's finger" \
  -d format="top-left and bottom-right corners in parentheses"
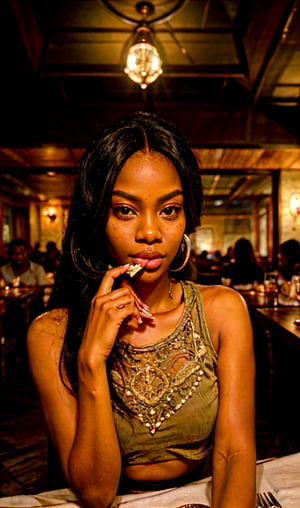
top-left (120, 278), bottom-right (153, 317)
top-left (96, 264), bottom-right (130, 296)
top-left (96, 265), bottom-right (153, 317)
top-left (93, 288), bottom-right (153, 322)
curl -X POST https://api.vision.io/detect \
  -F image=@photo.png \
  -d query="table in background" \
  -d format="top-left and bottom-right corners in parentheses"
top-left (0, 287), bottom-right (44, 386)
top-left (236, 288), bottom-right (300, 454)
top-left (238, 289), bottom-right (266, 308)
top-left (0, 286), bottom-right (37, 301)
top-left (239, 288), bottom-right (300, 310)
top-left (253, 305), bottom-right (300, 454)
top-left (255, 307), bottom-right (300, 341)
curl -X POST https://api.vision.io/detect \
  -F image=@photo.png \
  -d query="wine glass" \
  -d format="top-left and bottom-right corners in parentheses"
top-left (293, 275), bottom-right (300, 325)
top-left (264, 273), bottom-right (278, 307)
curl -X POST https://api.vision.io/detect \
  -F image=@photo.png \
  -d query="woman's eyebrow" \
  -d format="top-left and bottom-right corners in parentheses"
top-left (111, 190), bottom-right (183, 203)
top-left (157, 190), bottom-right (183, 203)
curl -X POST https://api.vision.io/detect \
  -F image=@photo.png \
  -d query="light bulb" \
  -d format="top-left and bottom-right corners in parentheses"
top-left (124, 34), bottom-right (163, 89)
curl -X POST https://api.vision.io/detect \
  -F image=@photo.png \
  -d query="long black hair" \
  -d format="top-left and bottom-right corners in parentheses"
top-left (49, 111), bottom-right (203, 394)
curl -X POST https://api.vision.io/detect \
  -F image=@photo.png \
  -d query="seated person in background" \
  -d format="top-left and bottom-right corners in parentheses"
top-left (278, 238), bottom-right (300, 282)
top-left (221, 245), bottom-right (234, 265)
top-left (196, 249), bottom-right (211, 272)
top-left (209, 250), bottom-right (223, 273)
top-left (1, 238), bottom-right (48, 287)
top-left (2, 239), bottom-right (49, 350)
top-left (220, 237), bottom-right (264, 289)
top-left (278, 238), bottom-right (300, 299)
top-left (30, 241), bottom-right (45, 265)
top-left (42, 241), bottom-right (61, 274)
top-left (211, 249), bottom-right (222, 265)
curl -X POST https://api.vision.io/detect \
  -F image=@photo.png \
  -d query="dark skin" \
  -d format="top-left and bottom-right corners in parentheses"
top-left (27, 151), bottom-right (256, 508)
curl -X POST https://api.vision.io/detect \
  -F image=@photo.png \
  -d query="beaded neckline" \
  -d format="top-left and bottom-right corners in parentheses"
top-left (109, 282), bottom-right (208, 435)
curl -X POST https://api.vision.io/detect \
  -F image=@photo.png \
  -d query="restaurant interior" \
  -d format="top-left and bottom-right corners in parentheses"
top-left (0, 0), bottom-right (300, 504)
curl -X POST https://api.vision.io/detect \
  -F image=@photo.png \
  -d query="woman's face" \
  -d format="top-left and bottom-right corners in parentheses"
top-left (105, 150), bottom-right (186, 279)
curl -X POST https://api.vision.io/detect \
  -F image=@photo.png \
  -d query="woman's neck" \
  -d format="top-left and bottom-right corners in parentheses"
top-left (119, 278), bottom-right (185, 346)
top-left (132, 276), bottom-right (182, 315)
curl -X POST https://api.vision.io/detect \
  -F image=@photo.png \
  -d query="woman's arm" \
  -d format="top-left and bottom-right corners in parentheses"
top-left (205, 286), bottom-right (256, 508)
top-left (27, 264), bottom-right (145, 508)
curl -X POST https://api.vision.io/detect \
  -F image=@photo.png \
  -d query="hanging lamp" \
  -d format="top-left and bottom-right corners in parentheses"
top-left (124, 3), bottom-right (162, 89)
top-left (100, 0), bottom-right (187, 89)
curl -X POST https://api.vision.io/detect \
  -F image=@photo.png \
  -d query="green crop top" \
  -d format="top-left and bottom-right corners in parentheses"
top-left (108, 281), bottom-right (218, 467)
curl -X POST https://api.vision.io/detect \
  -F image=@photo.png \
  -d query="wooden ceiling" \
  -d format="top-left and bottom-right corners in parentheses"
top-left (0, 146), bottom-right (299, 202)
top-left (0, 0), bottom-right (299, 202)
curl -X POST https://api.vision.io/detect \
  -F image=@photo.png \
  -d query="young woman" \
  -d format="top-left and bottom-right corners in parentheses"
top-left (27, 112), bottom-right (256, 508)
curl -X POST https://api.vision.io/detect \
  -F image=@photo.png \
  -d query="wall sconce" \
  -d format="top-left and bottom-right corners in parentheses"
top-left (43, 206), bottom-right (57, 223)
top-left (289, 192), bottom-right (300, 228)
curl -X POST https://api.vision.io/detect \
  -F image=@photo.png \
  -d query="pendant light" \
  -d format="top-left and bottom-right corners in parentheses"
top-left (100, 0), bottom-right (187, 89)
top-left (124, 3), bottom-right (162, 89)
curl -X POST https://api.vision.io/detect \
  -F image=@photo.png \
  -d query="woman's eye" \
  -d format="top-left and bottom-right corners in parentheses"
top-left (161, 205), bottom-right (182, 219)
top-left (112, 205), bottom-right (135, 219)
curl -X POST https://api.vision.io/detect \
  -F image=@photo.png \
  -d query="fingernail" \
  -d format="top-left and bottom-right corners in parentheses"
top-left (141, 309), bottom-right (153, 318)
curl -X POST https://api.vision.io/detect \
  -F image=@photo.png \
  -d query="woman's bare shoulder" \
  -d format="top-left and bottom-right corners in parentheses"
top-left (195, 282), bottom-right (247, 311)
top-left (194, 283), bottom-right (251, 351)
top-left (27, 309), bottom-right (73, 397)
top-left (28, 308), bottom-right (69, 344)
top-left (196, 282), bottom-right (244, 299)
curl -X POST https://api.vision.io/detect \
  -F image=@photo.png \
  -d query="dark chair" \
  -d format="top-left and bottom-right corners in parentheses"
top-left (47, 436), bottom-right (67, 489)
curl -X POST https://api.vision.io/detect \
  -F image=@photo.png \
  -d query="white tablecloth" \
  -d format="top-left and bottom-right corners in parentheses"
top-left (0, 452), bottom-right (299, 507)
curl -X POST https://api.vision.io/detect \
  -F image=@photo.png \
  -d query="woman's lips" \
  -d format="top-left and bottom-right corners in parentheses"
top-left (131, 256), bottom-right (164, 271)
top-left (144, 258), bottom-right (164, 270)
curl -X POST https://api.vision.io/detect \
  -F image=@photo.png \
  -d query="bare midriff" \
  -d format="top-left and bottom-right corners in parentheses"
top-left (123, 457), bottom-right (203, 482)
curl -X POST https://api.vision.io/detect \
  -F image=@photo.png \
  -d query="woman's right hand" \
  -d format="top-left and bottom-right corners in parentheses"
top-left (78, 264), bottom-right (149, 365)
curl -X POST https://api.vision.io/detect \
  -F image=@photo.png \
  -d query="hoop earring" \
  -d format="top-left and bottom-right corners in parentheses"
top-left (169, 234), bottom-right (191, 272)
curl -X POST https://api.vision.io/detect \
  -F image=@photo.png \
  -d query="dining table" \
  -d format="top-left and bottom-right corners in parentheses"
top-left (0, 452), bottom-right (299, 507)
top-left (0, 286), bottom-right (42, 325)
top-left (0, 286), bottom-right (37, 302)
top-left (255, 306), bottom-right (300, 342)
top-left (237, 286), bottom-right (300, 310)
top-left (237, 287), bottom-right (300, 456)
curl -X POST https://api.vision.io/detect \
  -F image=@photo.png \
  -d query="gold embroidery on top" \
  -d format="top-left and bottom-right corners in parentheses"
top-left (109, 295), bottom-right (208, 435)
top-left (131, 364), bottom-right (169, 406)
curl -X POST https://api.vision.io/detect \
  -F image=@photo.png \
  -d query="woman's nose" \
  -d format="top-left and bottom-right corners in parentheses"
top-left (135, 214), bottom-right (162, 243)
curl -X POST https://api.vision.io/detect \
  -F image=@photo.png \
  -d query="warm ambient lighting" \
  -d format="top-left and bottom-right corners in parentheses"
top-left (101, 0), bottom-right (187, 89)
top-left (289, 192), bottom-right (300, 217)
top-left (124, 25), bottom-right (162, 89)
top-left (289, 192), bottom-right (300, 229)
top-left (43, 207), bottom-right (57, 223)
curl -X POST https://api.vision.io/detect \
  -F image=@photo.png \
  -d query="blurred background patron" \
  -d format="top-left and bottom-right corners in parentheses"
top-left (42, 241), bottom-right (61, 275)
top-left (220, 237), bottom-right (265, 288)
top-left (1, 238), bottom-right (48, 287)
top-left (278, 238), bottom-right (300, 283)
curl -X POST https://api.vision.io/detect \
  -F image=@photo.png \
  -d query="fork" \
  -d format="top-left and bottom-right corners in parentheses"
top-left (257, 491), bottom-right (282, 507)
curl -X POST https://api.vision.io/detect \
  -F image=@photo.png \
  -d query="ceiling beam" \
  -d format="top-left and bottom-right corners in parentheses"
top-left (251, 0), bottom-right (299, 103)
